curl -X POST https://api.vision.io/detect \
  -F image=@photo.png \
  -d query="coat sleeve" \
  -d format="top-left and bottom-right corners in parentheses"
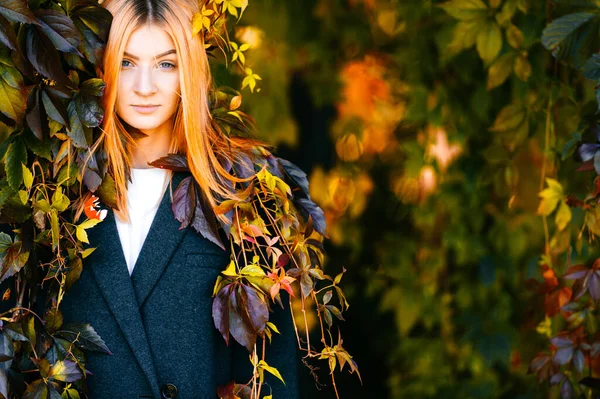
top-left (231, 290), bottom-right (299, 399)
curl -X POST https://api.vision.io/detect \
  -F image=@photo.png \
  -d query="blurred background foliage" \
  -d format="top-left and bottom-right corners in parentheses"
top-left (213, 0), bottom-right (600, 398)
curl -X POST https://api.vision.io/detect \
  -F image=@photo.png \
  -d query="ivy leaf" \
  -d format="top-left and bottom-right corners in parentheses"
top-left (476, 20), bottom-right (502, 64)
top-left (34, 9), bottom-right (80, 54)
top-left (72, 16), bottom-right (104, 65)
top-left (148, 153), bottom-right (189, 171)
top-left (172, 176), bottom-right (195, 228)
top-left (72, 5), bottom-right (112, 42)
top-left (556, 200), bottom-right (572, 231)
top-left (438, 0), bottom-right (487, 20)
top-left (66, 100), bottom-right (91, 148)
top-left (542, 12), bottom-right (597, 52)
top-left (5, 139), bottom-right (27, 191)
top-left (56, 323), bottom-right (112, 354)
top-left (25, 26), bottom-right (70, 86)
top-left (42, 87), bottom-right (70, 127)
top-left (537, 178), bottom-right (564, 216)
top-left (258, 360), bottom-right (285, 385)
top-left (23, 379), bottom-right (47, 399)
top-left (48, 359), bottom-right (82, 382)
top-left (0, 0), bottom-right (39, 25)
top-left (278, 158), bottom-right (310, 198)
top-left (0, 59), bottom-right (26, 124)
top-left (487, 53), bottom-right (515, 90)
top-left (582, 53), bottom-right (600, 80)
top-left (295, 198), bottom-right (326, 236)
top-left (0, 15), bottom-right (18, 51)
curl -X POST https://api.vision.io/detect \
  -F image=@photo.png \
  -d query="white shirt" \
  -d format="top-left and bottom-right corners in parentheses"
top-left (115, 168), bottom-right (172, 276)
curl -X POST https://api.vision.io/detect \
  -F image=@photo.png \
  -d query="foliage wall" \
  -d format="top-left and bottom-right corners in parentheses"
top-left (234, 0), bottom-right (600, 398)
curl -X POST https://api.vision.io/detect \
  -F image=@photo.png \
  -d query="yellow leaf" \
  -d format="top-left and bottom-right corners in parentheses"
top-left (514, 54), bottom-right (531, 81)
top-left (489, 0), bottom-right (501, 9)
top-left (230, 95), bottom-right (242, 110)
top-left (22, 164), bottom-right (33, 189)
top-left (51, 186), bottom-right (70, 212)
top-left (476, 20), bottom-right (502, 64)
top-left (227, 111), bottom-right (243, 122)
top-left (18, 190), bottom-right (28, 205)
top-left (76, 226), bottom-right (89, 244)
top-left (489, 104), bottom-right (527, 132)
top-left (537, 178), bottom-right (563, 216)
top-left (192, 13), bottom-right (204, 35)
top-left (506, 25), bottom-right (523, 49)
top-left (79, 218), bottom-right (101, 230)
top-left (222, 260), bottom-right (238, 277)
top-left (80, 247), bottom-right (96, 258)
top-left (258, 360), bottom-right (285, 385)
top-left (266, 321), bottom-right (280, 334)
top-left (50, 209), bottom-right (59, 251)
top-left (240, 264), bottom-right (266, 277)
top-left (447, 20), bottom-right (483, 56)
top-left (555, 200), bottom-right (572, 231)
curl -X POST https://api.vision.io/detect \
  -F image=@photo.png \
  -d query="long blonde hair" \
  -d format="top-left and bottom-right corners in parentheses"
top-left (96, 0), bottom-right (256, 220)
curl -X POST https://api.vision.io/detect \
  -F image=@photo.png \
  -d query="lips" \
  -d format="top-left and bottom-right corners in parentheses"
top-left (132, 104), bottom-right (160, 114)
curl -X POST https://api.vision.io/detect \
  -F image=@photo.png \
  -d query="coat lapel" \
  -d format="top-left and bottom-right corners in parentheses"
top-left (87, 208), bottom-right (161, 399)
top-left (130, 171), bottom-right (189, 308)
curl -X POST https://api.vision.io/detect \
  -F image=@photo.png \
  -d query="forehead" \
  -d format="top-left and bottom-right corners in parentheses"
top-left (124, 24), bottom-right (176, 57)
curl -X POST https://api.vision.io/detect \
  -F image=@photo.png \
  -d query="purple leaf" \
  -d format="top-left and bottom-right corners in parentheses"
top-left (589, 271), bottom-right (600, 301)
top-left (571, 277), bottom-right (589, 301)
top-left (233, 153), bottom-right (255, 179)
top-left (554, 347), bottom-right (574, 365)
top-left (550, 372), bottom-right (565, 386)
top-left (149, 153), bottom-right (189, 171)
top-left (190, 181), bottom-right (225, 250)
top-left (228, 284), bottom-right (268, 352)
top-left (551, 336), bottom-right (574, 349)
top-left (172, 176), bottom-right (194, 229)
top-left (563, 264), bottom-right (589, 280)
top-left (578, 143), bottom-right (600, 162)
top-left (296, 199), bottom-right (326, 236)
top-left (278, 158), bottom-right (309, 197)
top-left (212, 284), bottom-right (232, 345)
top-left (573, 349), bottom-right (585, 373)
top-left (561, 378), bottom-right (574, 399)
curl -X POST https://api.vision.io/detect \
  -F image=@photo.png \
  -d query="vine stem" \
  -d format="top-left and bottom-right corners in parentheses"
top-left (540, 87), bottom-right (554, 258)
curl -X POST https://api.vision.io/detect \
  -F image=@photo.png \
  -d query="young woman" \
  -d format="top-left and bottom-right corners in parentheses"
top-left (59, 0), bottom-right (300, 398)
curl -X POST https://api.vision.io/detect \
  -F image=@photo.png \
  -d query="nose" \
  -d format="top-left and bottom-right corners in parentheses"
top-left (133, 66), bottom-right (157, 96)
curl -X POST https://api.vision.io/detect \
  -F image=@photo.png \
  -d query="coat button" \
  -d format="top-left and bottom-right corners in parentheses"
top-left (161, 383), bottom-right (178, 399)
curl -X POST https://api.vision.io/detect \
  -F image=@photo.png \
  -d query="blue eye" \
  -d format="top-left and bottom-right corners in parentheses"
top-left (159, 61), bottom-right (176, 70)
top-left (121, 59), bottom-right (132, 68)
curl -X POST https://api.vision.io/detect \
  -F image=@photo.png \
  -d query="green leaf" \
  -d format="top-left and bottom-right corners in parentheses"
top-left (439, 0), bottom-right (487, 21)
top-left (5, 139), bottom-right (27, 191)
top-left (476, 20), bottom-right (502, 63)
top-left (66, 100), bottom-right (91, 148)
top-left (50, 209), bottom-right (59, 251)
top-left (489, 104), bottom-right (527, 132)
top-left (0, 70), bottom-right (26, 123)
top-left (51, 186), bottom-right (70, 212)
top-left (42, 88), bottom-right (70, 127)
top-left (487, 53), bottom-right (516, 90)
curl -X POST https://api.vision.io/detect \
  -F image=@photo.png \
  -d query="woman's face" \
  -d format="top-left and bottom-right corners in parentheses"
top-left (116, 24), bottom-right (180, 136)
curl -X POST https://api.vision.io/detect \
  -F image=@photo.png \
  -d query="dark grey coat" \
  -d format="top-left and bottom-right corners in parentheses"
top-left (60, 172), bottom-right (299, 399)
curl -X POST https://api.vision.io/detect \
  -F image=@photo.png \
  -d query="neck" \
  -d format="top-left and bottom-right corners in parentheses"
top-left (130, 126), bottom-right (172, 169)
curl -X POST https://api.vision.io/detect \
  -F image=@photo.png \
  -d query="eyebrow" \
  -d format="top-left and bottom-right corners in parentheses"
top-left (123, 49), bottom-right (177, 60)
